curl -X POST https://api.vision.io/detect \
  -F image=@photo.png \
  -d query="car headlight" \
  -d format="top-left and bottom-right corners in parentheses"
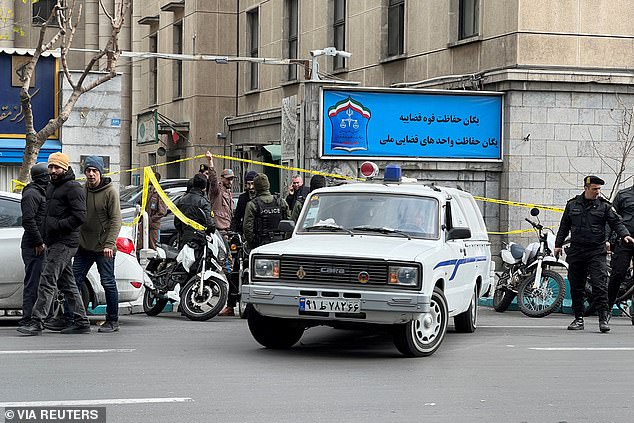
top-left (254, 258), bottom-right (280, 278)
top-left (388, 266), bottom-right (418, 287)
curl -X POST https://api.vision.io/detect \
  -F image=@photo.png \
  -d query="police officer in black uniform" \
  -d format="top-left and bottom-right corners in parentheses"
top-left (607, 182), bottom-right (634, 311)
top-left (243, 173), bottom-right (289, 250)
top-left (554, 175), bottom-right (634, 332)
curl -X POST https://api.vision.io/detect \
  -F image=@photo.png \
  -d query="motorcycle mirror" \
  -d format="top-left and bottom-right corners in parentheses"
top-left (530, 207), bottom-right (540, 217)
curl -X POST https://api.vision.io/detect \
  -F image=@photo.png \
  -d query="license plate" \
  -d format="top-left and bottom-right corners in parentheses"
top-left (299, 297), bottom-right (361, 313)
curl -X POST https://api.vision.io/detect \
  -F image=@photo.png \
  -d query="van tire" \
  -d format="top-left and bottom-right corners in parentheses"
top-left (454, 285), bottom-right (478, 333)
top-left (393, 286), bottom-right (448, 357)
top-left (247, 308), bottom-right (304, 349)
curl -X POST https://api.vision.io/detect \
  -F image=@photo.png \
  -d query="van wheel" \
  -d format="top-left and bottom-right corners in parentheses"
top-left (454, 285), bottom-right (478, 333)
top-left (247, 308), bottom-right (304, 349)
top-left (393, 286), bottom-right (448, 357)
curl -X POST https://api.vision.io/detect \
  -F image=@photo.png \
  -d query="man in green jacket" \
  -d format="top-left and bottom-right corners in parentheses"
top-left (73, 155), bottom-right (122, 333)
top-left (243, 173), bottom-right (289, 250)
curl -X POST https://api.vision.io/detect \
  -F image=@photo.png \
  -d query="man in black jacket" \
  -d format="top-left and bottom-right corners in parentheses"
top-left (19, 163), bottom-right (49, 327)
top-left (174, 173), bottom-right (215, 248)
top-left (608, 183), bottom-right (634, 311)
top-left (18, 153), bottom-right (90, 336)
top-left (554, 175), bottom-right (634, 333)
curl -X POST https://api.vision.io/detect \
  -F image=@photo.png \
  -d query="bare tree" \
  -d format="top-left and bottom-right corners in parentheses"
top-left (15, 0), bottom-right (130, 189)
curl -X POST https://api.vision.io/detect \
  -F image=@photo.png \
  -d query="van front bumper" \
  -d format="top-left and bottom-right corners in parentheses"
top-left (242, 283), bottom-right (430, 325)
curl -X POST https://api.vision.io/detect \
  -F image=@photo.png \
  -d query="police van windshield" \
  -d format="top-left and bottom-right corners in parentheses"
top-left (297, 192), bottom-right (440, 239)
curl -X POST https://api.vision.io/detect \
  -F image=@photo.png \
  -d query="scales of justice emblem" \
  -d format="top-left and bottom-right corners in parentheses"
top-left (327, 96), bottom-right (371, 152)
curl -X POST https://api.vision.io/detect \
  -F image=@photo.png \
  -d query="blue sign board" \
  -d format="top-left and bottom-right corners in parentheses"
top-left (111, 118), bottom-right (121, 127)
top-left (0, 53), bottom-right (57, 138)
top-left (320, 88), bottom-right (503, 161)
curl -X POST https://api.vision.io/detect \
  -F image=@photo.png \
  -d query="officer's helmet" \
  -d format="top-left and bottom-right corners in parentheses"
top-left (30, 162), bottom-right (49, 181)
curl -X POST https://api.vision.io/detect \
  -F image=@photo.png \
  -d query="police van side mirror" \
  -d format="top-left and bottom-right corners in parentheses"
top-left (447, 227), bottom-right (471, 241)
top-left (278, 220), bottom-right (295, 233)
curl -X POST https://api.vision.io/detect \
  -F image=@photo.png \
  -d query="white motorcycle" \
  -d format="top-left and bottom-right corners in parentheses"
top-left (143, 225), bottom-right (229, 321)
top-left (494, 208), bottom-right (568, 318)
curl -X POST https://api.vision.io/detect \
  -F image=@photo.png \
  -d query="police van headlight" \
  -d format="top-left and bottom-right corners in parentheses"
top-left (388, 265), bottom-right (418, 287)
top-left (254, 258), bottom-right (280, 278)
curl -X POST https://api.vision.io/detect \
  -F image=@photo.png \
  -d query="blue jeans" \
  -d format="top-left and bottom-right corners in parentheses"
top-left (71, 249), bottom-right (119, 322)
top-left (20, 246), bottom-right (46, 324)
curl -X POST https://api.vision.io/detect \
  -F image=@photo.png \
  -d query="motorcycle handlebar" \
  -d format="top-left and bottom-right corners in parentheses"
top-left (525, 218), bottom-right (543, 230)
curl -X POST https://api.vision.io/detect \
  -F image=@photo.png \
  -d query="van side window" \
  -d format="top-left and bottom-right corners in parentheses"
top-left (449, 200), bottom-right (468, 228)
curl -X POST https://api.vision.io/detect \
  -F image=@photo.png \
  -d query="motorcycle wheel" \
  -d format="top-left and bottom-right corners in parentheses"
top-left (143, 289), bottom-right (168, 316)
top-left (493, 286), bottom-right (516, 313)
top-left (180, 276), bottom-right (228, 321)
top-left (516, 269), bottom-right (566, 318)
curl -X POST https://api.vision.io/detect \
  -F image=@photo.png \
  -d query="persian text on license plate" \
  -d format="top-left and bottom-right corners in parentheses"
top-left (299, 297), bottom-right (361, 313)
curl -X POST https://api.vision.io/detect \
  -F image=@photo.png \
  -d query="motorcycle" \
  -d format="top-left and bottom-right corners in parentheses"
top-left (493, 207), bottom-right (568, 317)
top-left (143, 223), bottom-right (229, 321)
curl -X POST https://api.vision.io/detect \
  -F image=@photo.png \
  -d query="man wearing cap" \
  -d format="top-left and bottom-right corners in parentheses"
top-left (69, 155), bottom-right (122, 333)
top-left (204, 151), bottom-right (234, 234)
top-left (18, 152), bottom-right (90, 335)
top-left (219, 170), bottom-right (257, 317)
top-left (554, 175), bottom-right (634, 333)
top-left (18, 163), bottom-right (50, 327)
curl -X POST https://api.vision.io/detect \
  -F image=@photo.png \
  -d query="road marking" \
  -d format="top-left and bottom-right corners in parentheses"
top-left (0, 398), bottom-right (194, 407)
top-left (480, 325), bottom-right (566, 329)
top-left (529, 347), bottom-right (634, 351)
top-left (0, 349), bottom-right (136, 355)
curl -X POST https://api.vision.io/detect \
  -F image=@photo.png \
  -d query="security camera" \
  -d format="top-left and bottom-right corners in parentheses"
top-left (337, 50), bottom-right (352, 59)
top-left (310, 49), bottom-right (324, 57)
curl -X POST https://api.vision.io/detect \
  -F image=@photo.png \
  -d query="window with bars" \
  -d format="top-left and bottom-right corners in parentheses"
top-left (287, 0), bottom-right (298, 81)
top-left (387, 0), bottom-right (404, 57)
top-left (333, 0), bottom-right (346, 70)
top-left (248, 9), bottom-right (259, 90)
top-left (149, 33), bottom-right (158, 105)
top-left (173, 21), bottom-right (183, 99)
top-left (459, 0), bottom-right (479, 39)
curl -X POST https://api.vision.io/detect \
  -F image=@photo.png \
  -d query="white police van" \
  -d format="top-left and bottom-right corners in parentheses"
top-left (242, 164), bottom-right (492, 357)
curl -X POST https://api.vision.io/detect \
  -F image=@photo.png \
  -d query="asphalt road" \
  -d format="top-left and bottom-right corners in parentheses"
top-left (0, 308), bottom-right (633, 423)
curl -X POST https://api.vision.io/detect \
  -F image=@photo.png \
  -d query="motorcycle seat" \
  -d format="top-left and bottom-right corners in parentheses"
top-left (510, 243), bottom-right (525, 259)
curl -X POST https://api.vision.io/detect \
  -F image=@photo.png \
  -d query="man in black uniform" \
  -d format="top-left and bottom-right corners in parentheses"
top-left (243, 173), bottom-right (289, 250)
top-left (608, 182), bottom-right (634, 312)
top-left (174, 174), bottom-right (215, 248)
top-left (554, 175), bottom-right (634, 332)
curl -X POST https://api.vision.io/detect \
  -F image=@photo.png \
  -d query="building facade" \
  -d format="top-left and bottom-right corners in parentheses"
top-left (0, 0), bottom-right (131, 188)
top-left (131, 0), bottom-right (634, 241)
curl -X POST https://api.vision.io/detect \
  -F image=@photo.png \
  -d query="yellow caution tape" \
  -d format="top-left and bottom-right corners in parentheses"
top-left (123, 167), bottom-right (206, 232)
top-left (473, 196), bottom-right (564, 213)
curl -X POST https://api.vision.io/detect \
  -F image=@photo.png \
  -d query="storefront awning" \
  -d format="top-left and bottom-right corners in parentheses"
top-left (263, 144), bottom-right (281, 161)
top-left (0, 139), bottom-right (61, 164)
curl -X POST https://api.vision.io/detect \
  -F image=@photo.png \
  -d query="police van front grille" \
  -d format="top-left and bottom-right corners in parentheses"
top-left (279, 256), bottom-right (388, 285)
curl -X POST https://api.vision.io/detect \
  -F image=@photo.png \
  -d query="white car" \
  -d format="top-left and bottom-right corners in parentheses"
top-left (0, 191), bottom-right (144, 313)
top-left (242, 167), bottom-right (492, 357)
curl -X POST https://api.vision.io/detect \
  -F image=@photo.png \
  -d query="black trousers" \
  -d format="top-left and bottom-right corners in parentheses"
top-left (20, 247), bottom-right (46, 324)
top-left (566, 245), bottom-right (609, 316)
top-left (608, 242), bottom-right (634, 308)
top-left (31, 243), bottom-right (89, 326)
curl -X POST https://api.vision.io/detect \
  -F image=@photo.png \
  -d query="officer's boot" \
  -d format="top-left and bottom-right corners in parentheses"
top-left (599, 311), bottom-right (610, 333)
top-left (567, 315), bottom-right (584, 331)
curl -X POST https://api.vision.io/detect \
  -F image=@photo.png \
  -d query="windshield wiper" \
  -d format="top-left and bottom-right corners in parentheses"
top-left (352, 225), bottom-right (411, 240)
top-left (303, 224), bottom-right (354, 237)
